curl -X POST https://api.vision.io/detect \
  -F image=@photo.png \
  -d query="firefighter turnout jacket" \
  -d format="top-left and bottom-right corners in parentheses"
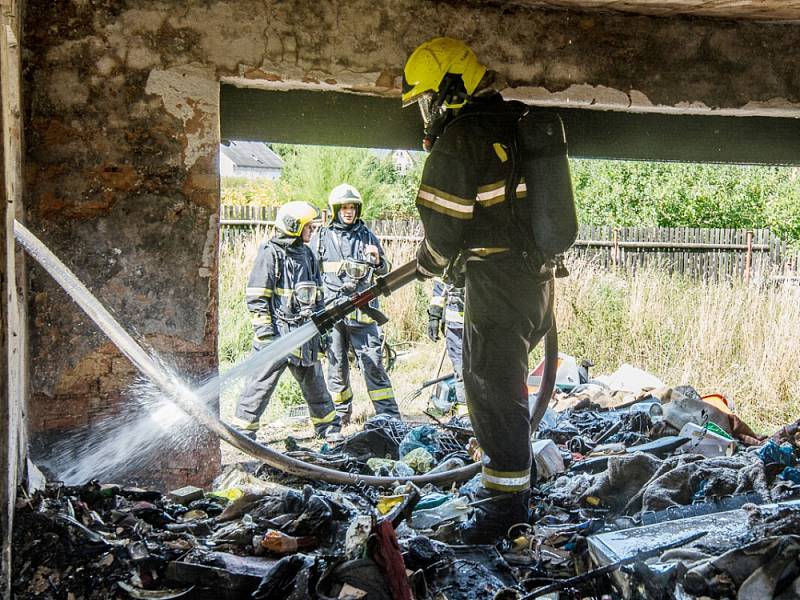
top-left (312, 220), bottom-right (391, 325)
top-left (416, 91), bottom-right (554, 493)
top-left (245, 234), bottom-right (326, 365)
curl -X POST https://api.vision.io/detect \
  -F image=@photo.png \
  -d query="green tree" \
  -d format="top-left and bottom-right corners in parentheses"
top-left (220, 177), bottom-right (292, 207)
top-left (272, 144), bottom-right (424, 219)
top-left (570, 160), bottom-right (800, 246)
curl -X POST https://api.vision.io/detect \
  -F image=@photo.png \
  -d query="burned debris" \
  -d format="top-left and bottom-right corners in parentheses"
top-left (12, 360), bottom-right (800, 600)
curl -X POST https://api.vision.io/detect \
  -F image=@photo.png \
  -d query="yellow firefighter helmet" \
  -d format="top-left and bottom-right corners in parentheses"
top-left (275, 201), bottom-right (318, 237)
top-left (402, 37), bottom-right (486, 110)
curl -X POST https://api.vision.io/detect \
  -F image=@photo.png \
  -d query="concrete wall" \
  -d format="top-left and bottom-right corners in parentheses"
top-left (20, 0), bottom-right (800, 488)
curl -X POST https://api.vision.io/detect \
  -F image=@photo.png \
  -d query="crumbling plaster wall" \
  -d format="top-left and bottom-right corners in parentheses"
top-left (22, 0), bottom-right (800, 487)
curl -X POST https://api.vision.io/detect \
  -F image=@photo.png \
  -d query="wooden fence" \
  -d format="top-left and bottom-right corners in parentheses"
top-left (220, 206), bottom-right (799, 283)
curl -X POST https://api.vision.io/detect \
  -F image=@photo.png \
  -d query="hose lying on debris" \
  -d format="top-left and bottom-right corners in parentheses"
top-left (174, 318), bottom-right (558, 489)
top-left (212, 338), bottom-right (557, 488)
top-left (530, 283), bottom-right (558, 429)
top-left (14, 220), bottom-right (558, 489)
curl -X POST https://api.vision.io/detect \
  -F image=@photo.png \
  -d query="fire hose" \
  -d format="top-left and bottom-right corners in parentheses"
top-left (209, 259), bottom-right (559, 488)
top-left (14, 219), bottom-right (558, 489)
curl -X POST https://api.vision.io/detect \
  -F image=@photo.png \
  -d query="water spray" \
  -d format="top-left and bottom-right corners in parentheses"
top-left (14, 220), bottom-right (556, 488)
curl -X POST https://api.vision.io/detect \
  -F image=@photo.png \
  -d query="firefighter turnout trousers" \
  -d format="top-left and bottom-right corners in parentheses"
top-left (327, 321), bottom-right (400, 421)
top-left (444, 326), bottom-right (466, 404)
top-left (463, 257), bottom-right (553, 493)
top-left (235, 346), bottom-right (340, 437)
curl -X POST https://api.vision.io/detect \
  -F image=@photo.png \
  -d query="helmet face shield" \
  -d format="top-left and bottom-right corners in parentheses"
top-left (415, 91), bottom-right (450, 151)
top-left (294, 282), bottom-right (317, 308)
top-left (416, 92), bottom-right (437, 127)
top-left (343, 259), bottom-right (371, 281)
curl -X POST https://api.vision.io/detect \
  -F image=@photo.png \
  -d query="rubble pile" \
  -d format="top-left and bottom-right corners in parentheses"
top-left (13, 364), bottom-right (800, 599)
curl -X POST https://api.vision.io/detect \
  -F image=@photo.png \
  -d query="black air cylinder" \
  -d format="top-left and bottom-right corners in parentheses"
top-left (517, 112), bottom-right (578, 257)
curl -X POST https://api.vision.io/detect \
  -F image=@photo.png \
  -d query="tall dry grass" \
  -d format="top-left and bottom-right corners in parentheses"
top-left (555, 257), bottom-right (800, 434)
top-left (218, 227), bottom-right (270, 367)
top-left (379, 238), bottom-right (430, 343)
top-left (219, 229), bottom-right (800, 435)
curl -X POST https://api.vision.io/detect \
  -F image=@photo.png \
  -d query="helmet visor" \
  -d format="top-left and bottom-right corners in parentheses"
top-left (343, 259), bottom-right (370, 280)
top-left (416, 92), bottom-right (436, 125)
top-left (294, 282), bottom-right (317, 307)
top-left (417, 92), bottom-right (449, 132)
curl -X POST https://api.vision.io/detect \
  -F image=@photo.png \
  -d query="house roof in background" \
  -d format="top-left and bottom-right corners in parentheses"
top-left (220, 141), bottom-right (283, 169)
top-left (371, 148), bottom-right (422, 162)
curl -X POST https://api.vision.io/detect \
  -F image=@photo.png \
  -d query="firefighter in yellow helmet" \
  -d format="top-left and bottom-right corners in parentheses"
top-left (403, 38), bottom-right (557, 544)
top-left (233, 201), bottom-right (342, 442)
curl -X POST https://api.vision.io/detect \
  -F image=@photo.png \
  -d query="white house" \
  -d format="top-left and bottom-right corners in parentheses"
top-left (371, 148), bottom-right (421, 173)
top-left (219, 141), bottom-right (284, 179)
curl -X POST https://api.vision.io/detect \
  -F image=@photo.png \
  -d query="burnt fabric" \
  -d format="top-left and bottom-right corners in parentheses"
top-left (640, 454), bottom-right (771, 513)
top-left (371, 520), bottom-right (413, 600)
top-left (583, 452), bottom-right (773, 515)
top-left (683, 535), bottom-right (800, 599)
top-left (581, 452), bottom-right (664, 513)
top-left (415, 92), bottom-right (555, 492)
top-left (252, 554), bottom-right (317, 600)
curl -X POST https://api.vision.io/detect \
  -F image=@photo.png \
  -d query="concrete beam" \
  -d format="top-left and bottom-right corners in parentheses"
top-left (221, 86), bottom-right (800, 164)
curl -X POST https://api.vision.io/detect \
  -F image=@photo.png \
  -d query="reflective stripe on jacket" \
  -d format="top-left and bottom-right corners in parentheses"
top-left (430, 278), bottom-right (464, 327)
top-left (416, 93), bottom-right (532, 276)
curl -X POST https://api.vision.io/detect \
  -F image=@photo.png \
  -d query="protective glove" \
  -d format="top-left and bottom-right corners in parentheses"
top-left (427, 316), bottom-right (441, 342)
top-left (340, 280), bottom-right (357, 295)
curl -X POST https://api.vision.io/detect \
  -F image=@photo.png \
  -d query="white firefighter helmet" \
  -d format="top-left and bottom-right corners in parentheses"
top-left (328, 183), bottom-right (363, 219)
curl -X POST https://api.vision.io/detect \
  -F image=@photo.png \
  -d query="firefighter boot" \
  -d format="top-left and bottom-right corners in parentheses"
top-left (456, 488), bottom-right (531, 545)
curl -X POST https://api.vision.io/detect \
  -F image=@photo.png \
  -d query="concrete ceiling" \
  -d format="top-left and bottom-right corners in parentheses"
top-left (486, 1), bottom-right (800, 22)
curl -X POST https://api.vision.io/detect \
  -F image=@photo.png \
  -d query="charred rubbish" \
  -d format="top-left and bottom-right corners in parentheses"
top-left (12, 360), bottom-right (800, 599)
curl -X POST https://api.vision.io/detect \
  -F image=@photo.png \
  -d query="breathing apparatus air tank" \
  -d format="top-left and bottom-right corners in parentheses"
top-left (516, 111), bottom-right (578, 258)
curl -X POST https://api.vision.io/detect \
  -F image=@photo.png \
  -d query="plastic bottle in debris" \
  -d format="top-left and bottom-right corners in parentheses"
top-left (427, 456), bottom-right (466, 475)
top-left (260, 529), bottom-right (317, 555)
top-left (678, 422), bottom-right (736, 457)
top-left (410, 497), bottom-right (470, 529)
